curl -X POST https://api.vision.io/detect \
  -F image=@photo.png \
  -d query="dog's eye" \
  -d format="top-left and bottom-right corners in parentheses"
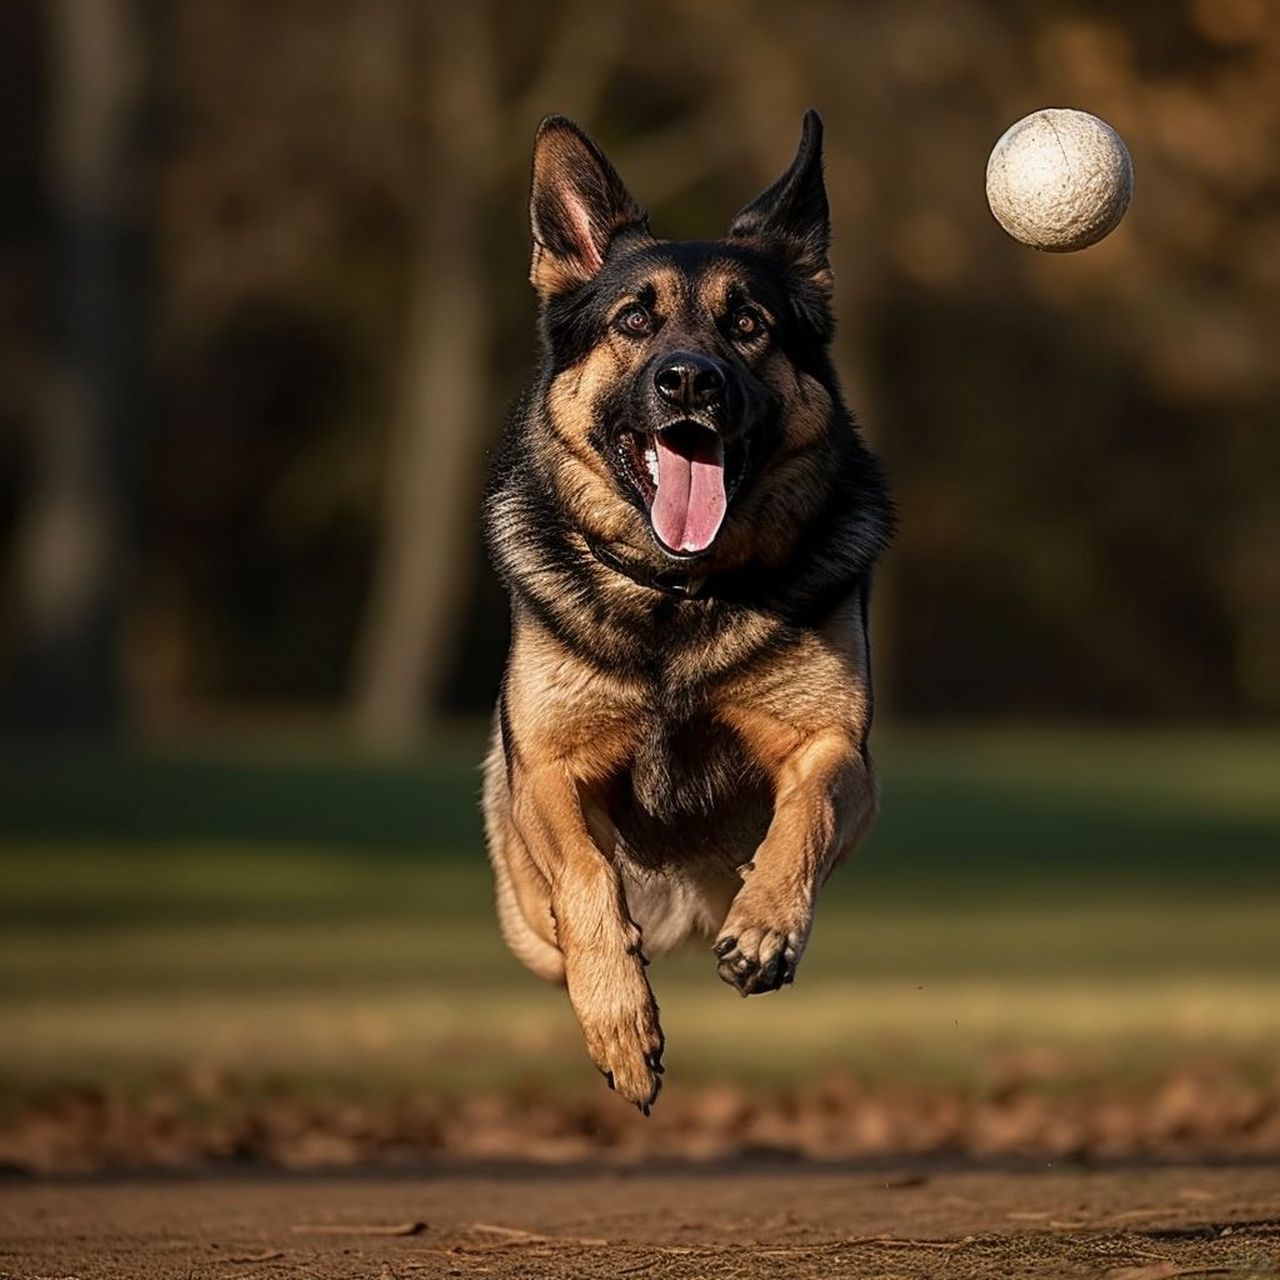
top-left (731, 306), bottom-right (765, 340)
top-left (615, 304), bottom-right (655, 338)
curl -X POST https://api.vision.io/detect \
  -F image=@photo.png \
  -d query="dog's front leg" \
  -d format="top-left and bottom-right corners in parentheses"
top-left (714, 724), bottom-right (876, 995)
top-left (510, 762), bottom-right (663, 1110)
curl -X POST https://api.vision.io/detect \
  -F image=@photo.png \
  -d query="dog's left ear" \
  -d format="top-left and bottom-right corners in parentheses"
top-left (529, 116), bottom-right (649, 300)
top-left (729, 110), bottom-right (831, 294)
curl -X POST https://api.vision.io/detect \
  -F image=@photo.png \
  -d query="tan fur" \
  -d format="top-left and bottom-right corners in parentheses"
top-left (484, 588), bottom-right (875, 1109)
top-left (485, 616), bottom-right (663, 1106)
top-left (712, 595), bottom-right (878, 979)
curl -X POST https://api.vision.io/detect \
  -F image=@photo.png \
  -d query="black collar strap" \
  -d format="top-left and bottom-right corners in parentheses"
top-left (585, 536), bottom-right (707, 599)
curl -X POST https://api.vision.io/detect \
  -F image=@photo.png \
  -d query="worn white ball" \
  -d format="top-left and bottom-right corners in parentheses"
top-left (986, 108), bottom-right (1133, 252)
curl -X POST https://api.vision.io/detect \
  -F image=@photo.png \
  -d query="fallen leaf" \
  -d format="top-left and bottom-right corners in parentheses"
top-left (467, 1222), bottom-right (609, 1248)
top-left (291, 1221), bottom-right (426, 1237)
top-left (1107, 1265), bottom-right (1230, 1280)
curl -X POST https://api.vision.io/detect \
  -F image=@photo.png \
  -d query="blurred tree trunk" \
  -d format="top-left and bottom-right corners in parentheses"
top-left (350, 5), bottom-right (496, 747)
top-left (3, 0), bottom-right (153, 733)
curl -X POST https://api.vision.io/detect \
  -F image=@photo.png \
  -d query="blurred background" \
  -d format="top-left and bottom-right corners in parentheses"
top-left (0, 0), bottom-right (1277, 1171)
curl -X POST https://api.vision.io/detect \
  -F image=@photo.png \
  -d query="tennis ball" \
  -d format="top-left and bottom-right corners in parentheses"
top-left (986, 108), bottom-right (1133, 252)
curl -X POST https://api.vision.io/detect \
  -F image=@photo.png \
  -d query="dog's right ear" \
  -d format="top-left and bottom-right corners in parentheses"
top-left (729, 110), bottom-right (831, 295)
top-left (529, 117), bottom-right (648, 300)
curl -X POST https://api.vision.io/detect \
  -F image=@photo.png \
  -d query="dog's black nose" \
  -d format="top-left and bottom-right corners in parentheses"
top-left (654, 353), bottom-right (725, 410)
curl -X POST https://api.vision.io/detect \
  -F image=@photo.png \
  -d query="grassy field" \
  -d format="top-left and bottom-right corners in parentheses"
top-left (2, 727), bottom-right (1278, 1097)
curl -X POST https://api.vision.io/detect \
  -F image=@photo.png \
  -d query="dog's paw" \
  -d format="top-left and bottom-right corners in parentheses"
top-left (713, 925), bottom-right (802, 995)
top-left (714, 889), bottom-right (810, 996)
top-left (568, 959), bottom-right (664, 1113)
top-left (583, 1001), bottom-right (664, 1113)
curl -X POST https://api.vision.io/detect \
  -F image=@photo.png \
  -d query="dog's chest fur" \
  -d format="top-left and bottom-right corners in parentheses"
top-left (603, 683), bottom-right (773, 940)
top-left (607, 704), bottom-right (771, 952)
top-left (624, 706), bottom-right (760, 825)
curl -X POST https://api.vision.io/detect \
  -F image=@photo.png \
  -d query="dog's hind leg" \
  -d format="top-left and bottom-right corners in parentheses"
top-left (483, 735), bottom-right (565, 982)
top-left (489, 826), bottom-right (566, 984)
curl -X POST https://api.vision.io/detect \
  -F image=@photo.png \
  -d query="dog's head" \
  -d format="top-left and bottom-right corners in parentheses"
top-left (528, 111), bottom-right (840, 568)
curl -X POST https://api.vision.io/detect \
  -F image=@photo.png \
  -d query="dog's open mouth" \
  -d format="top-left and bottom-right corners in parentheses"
top-left (620, 422), bottom-right (744, 557)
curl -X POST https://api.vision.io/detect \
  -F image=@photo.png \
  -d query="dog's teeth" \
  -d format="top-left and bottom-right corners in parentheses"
top-left (644, 445), bottom-right (659, 485)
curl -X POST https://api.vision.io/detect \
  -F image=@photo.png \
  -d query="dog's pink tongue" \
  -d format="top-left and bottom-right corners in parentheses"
top-left (650, 432), bottom-right (727, 555)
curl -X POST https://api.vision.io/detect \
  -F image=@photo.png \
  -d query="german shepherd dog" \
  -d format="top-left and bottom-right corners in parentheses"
top-left (483, 111), bottom-right (892, 1112)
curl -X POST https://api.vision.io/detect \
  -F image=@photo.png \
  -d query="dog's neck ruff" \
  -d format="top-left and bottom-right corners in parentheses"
top-left (585, 536), bottom-right (707, 599)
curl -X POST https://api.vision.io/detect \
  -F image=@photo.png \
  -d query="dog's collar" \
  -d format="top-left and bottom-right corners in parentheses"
top-left (585, 536), bottom-right (707, 599)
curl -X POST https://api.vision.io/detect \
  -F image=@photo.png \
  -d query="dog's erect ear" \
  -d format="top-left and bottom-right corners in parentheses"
top-left (729, 110), bottom-right (831, 293)
top-left (529, 116), bottom-right (648, 299)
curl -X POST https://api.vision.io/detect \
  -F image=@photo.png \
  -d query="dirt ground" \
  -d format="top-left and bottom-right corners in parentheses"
top-left (2, 1161), bottom-right (1277, 1280)
top-left (5, 1064), bottom-right (1280, 1174)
